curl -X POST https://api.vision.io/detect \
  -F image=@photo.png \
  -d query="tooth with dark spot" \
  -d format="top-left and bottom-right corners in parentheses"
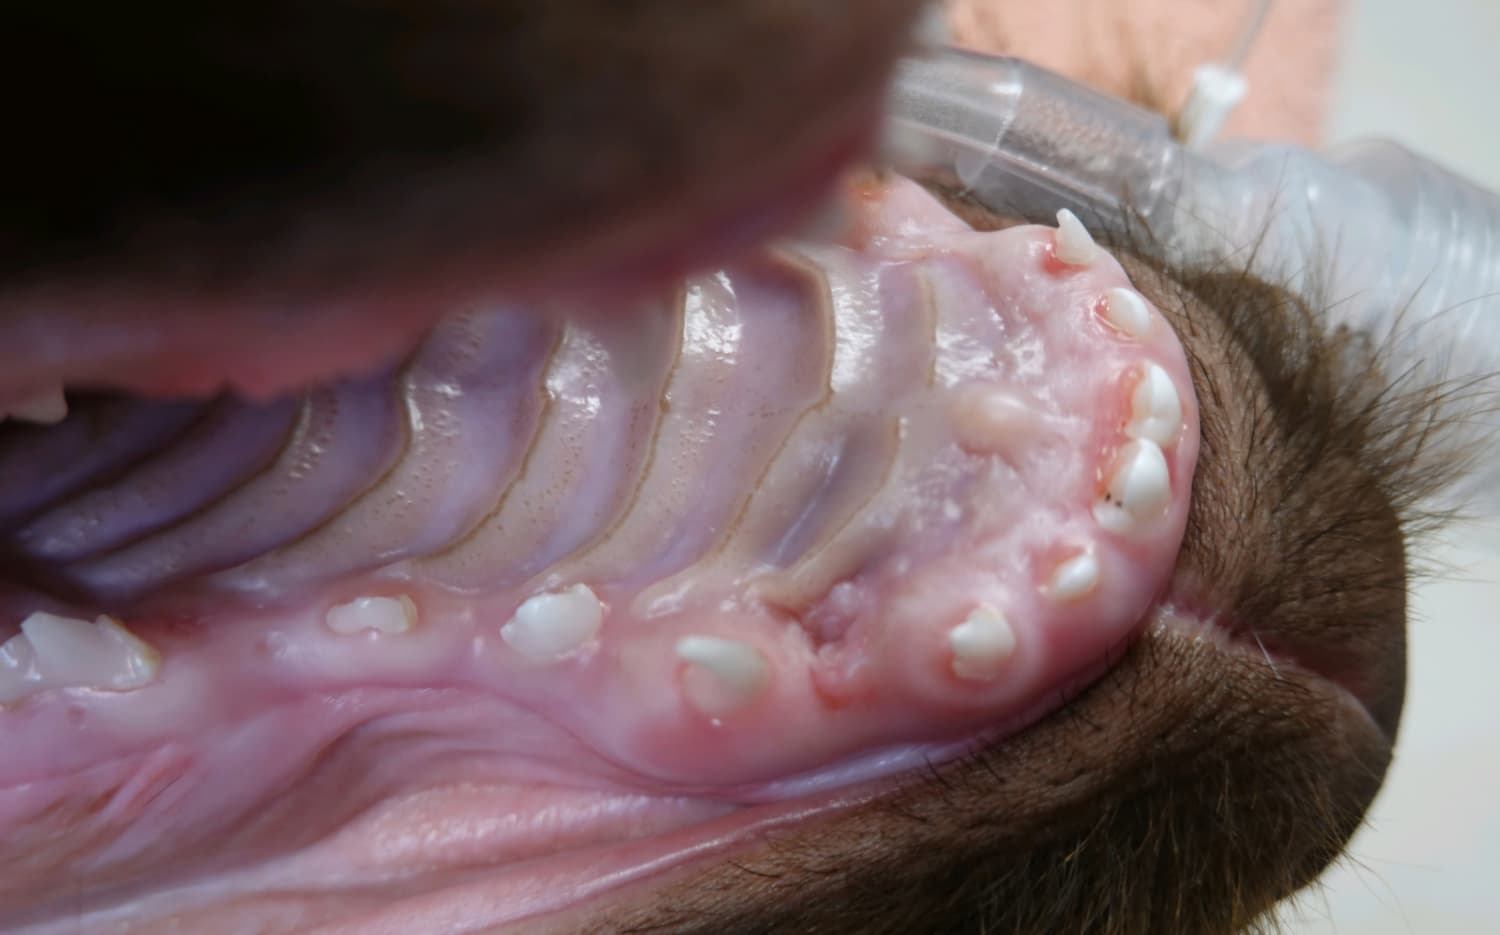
top-left (1054, 209), bottom-right (1099, 267)
top-left (501, 585), bottom-right (604, 662)
top-left (325, 595), bottom-right (418, 636)
top-left (4, 385), bottom-right (68, 425)
top-left (1128, 364), bottom-right (1184, 445)
top-left (675, 636), bottom-right (770, 717)
top-left (948, 606), bottom-right (1018, 681)
top-left (1094, 440), bottom-right (1173, 535)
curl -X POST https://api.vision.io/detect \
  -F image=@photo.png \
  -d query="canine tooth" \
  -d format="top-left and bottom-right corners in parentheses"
top-left (949, 606), bottom-right (1018, 681)
top-left (675, 636), bottom-right (770, 717)
top-left (1093, 440), bottom-right (1172, 535)
top-left (325, 595), bottom-right (418, 636)
top-left (1053, 209), bottom-right (1099, 267)
top-left (6, 385), bottom-right (68, 425)
top-left (1102, 288), bottom-right (1151, 339)
top-left (18, 612), bottom-right (160, 692)
top-left (1128, 364), bottom-right (1183, 445)
top-left (1048, 552), bottom-right (1101, 602)
top-left (501, 584), bottom-right (604, 662)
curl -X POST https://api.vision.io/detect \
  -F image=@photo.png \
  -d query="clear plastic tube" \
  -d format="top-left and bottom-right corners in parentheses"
top-left (886, 50), bottom-right (1184, 230)
top-left (890, 50), bottom-right (1500, 513)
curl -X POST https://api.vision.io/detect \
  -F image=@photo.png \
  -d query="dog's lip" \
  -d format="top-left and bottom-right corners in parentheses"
top-left (0, 109), bottom-right (884, 415)
top-left (1150, 597), bottom-right (1398, 738)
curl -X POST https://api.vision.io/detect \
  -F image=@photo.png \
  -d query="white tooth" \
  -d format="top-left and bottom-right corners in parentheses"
top-left (948, 606), bottom-right (1018, 682)
top-left (1103, 288), bottom-right (1152, 339)
top-left (1054, 209), bottom-right (1099, 267)
top-left (675, 635), bottom-right (770, 717)
top-left (1093, 440), bottom-right (1172, 535)
top-left (0, 633), bottom-right (41, 705)
top-left (1127, 364), bottom-right (1184, 446)
top-left (18, 612), bottom-right (160, 692)
top-left (95, 618), bottom-right (162, 690)
top-left (6, 385), bottom-right (68, 425)
top-left (501, 584), bottom-right (604, 662)
top-left (1047, 552), bottom-right (1101, 602)
top-left (325, 595), bottom-right (418, 636)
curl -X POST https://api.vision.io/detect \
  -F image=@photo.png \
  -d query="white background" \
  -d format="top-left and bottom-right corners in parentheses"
top-left (1292, 2), bottom-right (1500, 931)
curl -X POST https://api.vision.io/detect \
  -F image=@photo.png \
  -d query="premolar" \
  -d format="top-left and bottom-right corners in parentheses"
top-left (0, 612), bottom-right (160, 705)
top-left (325, 595), bottom-right (418, 636)
top-left (501, 585), bottom-right (605, 662)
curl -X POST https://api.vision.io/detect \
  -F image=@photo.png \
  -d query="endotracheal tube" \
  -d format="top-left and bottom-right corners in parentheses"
top-left (888, 48), bottom-right (1500, 513)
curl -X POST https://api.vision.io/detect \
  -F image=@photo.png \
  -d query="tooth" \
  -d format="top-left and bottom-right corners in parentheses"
top-left (1093, 440), bottom-right (1172, 535)
top-left (0, 634), bottom-right (41, 705)
top-left (951, 385), bottom-right (1039, 456)
top-left (675, 636), bottom-right (770, 717)
top-left (325, 595), bottom-right (418, 636)
top-left (1047, 552), bottom-right (1101, 602)
top-left (1053, 209), bottom-right (1099, 267)
top-left (5, 385), bottom-right (68, 425)
top-left (948, 606), bottom-right (1018, 681)
top-left (501, 584), bottom-right (604, 662)
top-left (1102, 288), bottom-right (1152, 339)
top-left (1127, 364), bottom-right (1183, 445)
top-left (18, 612), bottom-right (161, 692)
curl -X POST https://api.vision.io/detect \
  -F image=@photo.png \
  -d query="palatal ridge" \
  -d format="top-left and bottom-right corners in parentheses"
top-left (0, 178), bottom-right (1197, 790)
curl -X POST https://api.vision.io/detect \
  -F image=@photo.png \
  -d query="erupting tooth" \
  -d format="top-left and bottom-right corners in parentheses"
top-left (1102, 288), bottom-right (1151, 339)
top-left (675, 636), bottom-right (770, 717)
top-left (951, 385), bottom-right (1039, 457)
top-left (5, 385), bottom-right (68, 425)
top-left (1053, 209), bottom-right (1099, 267)
top-left (948, 606), bottom-right (1018, 681)
top-left (1047, 551), bottom-right (1101, 602)
top-left (325, 595), bottom-right (418, 636)
top-left (501, 584), bottom-right (605, 662)
top-left (17, 612), bottom-right (160, 692)
top-left (1094, 440), bottom-right (1172, 535)
top-left (1127, 363), bottom-right (1184, 445)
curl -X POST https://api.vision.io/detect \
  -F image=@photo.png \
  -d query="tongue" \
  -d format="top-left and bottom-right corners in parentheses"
top-left (0, 177), bottom-right (1197, 921)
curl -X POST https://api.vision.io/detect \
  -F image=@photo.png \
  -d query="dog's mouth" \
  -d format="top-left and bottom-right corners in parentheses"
top-left (0, 171), bottom-right (1213, 932)
top-left (0, 7), bottom-right (1434, 929)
